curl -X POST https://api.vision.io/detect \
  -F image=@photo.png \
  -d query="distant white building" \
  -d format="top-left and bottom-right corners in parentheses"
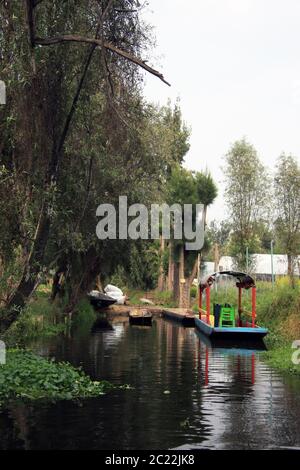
top-left (201, 254), bottom-right (300, 279)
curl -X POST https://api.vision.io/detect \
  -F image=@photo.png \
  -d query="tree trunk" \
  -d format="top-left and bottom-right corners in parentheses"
top-left (167, 240), bottom-right (174, 291)
top-left (173, 261), bottom-right (180, 302)
top-left (64, 248), bottom-right (101, 314)
top-left (178, 245), bottom-right (185, 308)
top-left (50, 261), bottom-right (66, 302)
top-left (287, 254), bottom-right (295, 288)
top-left (213, 243), bottom-right (220, 272)
top-left (179, 204), bottom-right (207, 309)
top-left (2, 41), bottom-right (97, 330)
top-left (2, 208), bottom-right (50, 329)
top-left (95, 275), bottom-right (103, 292)
top-left (180, 255), bottom-right (198, 309)
top-left (157, 236), bottom-right (165, 291)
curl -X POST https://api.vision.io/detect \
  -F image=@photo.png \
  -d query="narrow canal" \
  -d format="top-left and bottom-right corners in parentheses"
top-left (1, 317), bottom-right (300, 450)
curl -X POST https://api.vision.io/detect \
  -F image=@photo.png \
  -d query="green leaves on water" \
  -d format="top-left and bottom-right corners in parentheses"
top-left (0, 349), bottom-right (117, 407)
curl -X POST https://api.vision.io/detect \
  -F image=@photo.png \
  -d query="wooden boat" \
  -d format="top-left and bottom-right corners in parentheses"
top-left (196, 271), bottom-right (268, 343)
top-left (129, 309), bottom-right (153, 326)
top-left (162, 309), bottom-right (195, 327)
top-left (88, 291), bottom-right (117, 309)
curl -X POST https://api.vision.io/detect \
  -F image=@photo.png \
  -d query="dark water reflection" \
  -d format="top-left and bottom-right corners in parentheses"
top-left (1, 318), bottom-right (300, 450)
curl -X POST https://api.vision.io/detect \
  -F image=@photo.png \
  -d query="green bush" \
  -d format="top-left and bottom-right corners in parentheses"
top-left (190, 286), bottom-right (197, 298)
top-left (2, 290), bottom-right (67, 347)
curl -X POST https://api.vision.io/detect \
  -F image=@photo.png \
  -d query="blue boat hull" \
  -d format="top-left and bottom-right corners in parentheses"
top-left (195, 317), bottom-right (268, 341)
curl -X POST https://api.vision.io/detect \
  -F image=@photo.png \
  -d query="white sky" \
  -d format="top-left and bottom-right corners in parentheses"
top-left (142, 0), bottom-right (300, 221)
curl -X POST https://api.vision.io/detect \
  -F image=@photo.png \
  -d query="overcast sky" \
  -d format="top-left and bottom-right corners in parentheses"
top-left (142, 0), bottom-right (300, 221)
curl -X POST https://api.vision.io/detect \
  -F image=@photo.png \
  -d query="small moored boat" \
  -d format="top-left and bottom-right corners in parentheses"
top-left (129, 309), bottom-right (153, 326)
top-left (88, 290), bottom-right (117, 309)
top-left (196, 271), bottom-right (268, 343)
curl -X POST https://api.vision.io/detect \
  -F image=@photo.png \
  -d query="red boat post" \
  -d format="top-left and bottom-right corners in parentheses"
top-left (198, 287), bottom-right (202, 319)
top-left (251, 286), bottom-right (256, 328)
top-left (206, 286), bottom-right (210, 325)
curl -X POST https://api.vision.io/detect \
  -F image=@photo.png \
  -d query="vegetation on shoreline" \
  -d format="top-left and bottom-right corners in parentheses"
top-left (0, 349), bottom-right (115, 408)
top-left (264, 345), bottom-right (300, 375)
top-left (2, 284), bottom-right (68, 347)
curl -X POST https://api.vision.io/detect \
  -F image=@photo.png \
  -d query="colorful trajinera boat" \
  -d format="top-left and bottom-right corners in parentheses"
top-left (195, 271), bottom-right (268, 341)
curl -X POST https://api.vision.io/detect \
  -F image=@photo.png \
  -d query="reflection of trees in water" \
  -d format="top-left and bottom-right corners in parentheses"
top-left (195, 339), bottom-right (260, 448)
top-left (0, 319), bottom-right (210, 449)
top-left (198, 340), bottom-right (300, 449)
top-left (0, 407), bottom-right (28, 450)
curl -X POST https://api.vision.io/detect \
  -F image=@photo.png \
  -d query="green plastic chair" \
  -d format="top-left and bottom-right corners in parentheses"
top-left (219, 306), bottom-right (235, 327)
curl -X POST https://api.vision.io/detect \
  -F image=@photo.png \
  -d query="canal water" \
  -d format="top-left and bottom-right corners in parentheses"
top-left (0, 317), bottom-right (300, 450)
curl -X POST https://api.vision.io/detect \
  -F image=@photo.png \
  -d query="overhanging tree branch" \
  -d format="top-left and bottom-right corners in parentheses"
top-left (35, 35), bottom-right (171, 85)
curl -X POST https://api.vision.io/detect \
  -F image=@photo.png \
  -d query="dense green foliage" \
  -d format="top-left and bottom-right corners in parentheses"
top-left (0, 1), bottom-right (193, 325)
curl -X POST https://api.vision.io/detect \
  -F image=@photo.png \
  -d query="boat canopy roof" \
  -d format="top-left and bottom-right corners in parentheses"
top-left (199, 271), bottom-right (255, 292)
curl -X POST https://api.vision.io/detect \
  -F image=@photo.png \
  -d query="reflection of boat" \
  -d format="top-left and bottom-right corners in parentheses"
top-left (88, 291), bottom-right (117, 309)
top-left (129, 309), bottom-right (152, 326)
top-left (196, 271), bottom-right (268, 343)
top-left (91, 316), bottom-right (114, 332)
top-left (197, 334), bottom-right (258, 386)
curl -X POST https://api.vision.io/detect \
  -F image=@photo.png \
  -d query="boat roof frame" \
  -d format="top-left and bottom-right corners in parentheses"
top-left (199, 270), bottom-right (256, 292)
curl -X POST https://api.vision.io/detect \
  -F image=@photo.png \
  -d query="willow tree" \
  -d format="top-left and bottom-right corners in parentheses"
top-left (0, 0), bottom-right (169, 329)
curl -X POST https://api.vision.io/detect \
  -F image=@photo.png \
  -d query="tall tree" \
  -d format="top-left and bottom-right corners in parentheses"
top-left (274, 154), bottom-right (300, 284)
top-left (0, 0), bottom-right (169, 328)
top-left (167, 167), bottom-right (217, 307)
top-left (224, 138), bottom-right (270, 270)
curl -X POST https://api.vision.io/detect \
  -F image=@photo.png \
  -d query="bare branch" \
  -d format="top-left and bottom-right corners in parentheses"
top-left (114, 9), bottom-right (138, 13)
top-left (25, 0), bottom-right (35, 47)
top-left (35, 35), bottom-right (171, 86)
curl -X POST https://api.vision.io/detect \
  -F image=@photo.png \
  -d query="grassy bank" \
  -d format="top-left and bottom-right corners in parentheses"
top-left (2, 284), bottom-right (68, 347)
top-left (259, 281), bottom-right (300, 375)
top-left (2, 284), bottom-right (98, 347)
top-left (263, 345), bottom-right (300, 375)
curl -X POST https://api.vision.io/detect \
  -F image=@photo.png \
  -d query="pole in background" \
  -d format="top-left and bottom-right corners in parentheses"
top-left (246, 246), bottom-right (249, 273)
top-left (271, 240), bottom-right (274, 289)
